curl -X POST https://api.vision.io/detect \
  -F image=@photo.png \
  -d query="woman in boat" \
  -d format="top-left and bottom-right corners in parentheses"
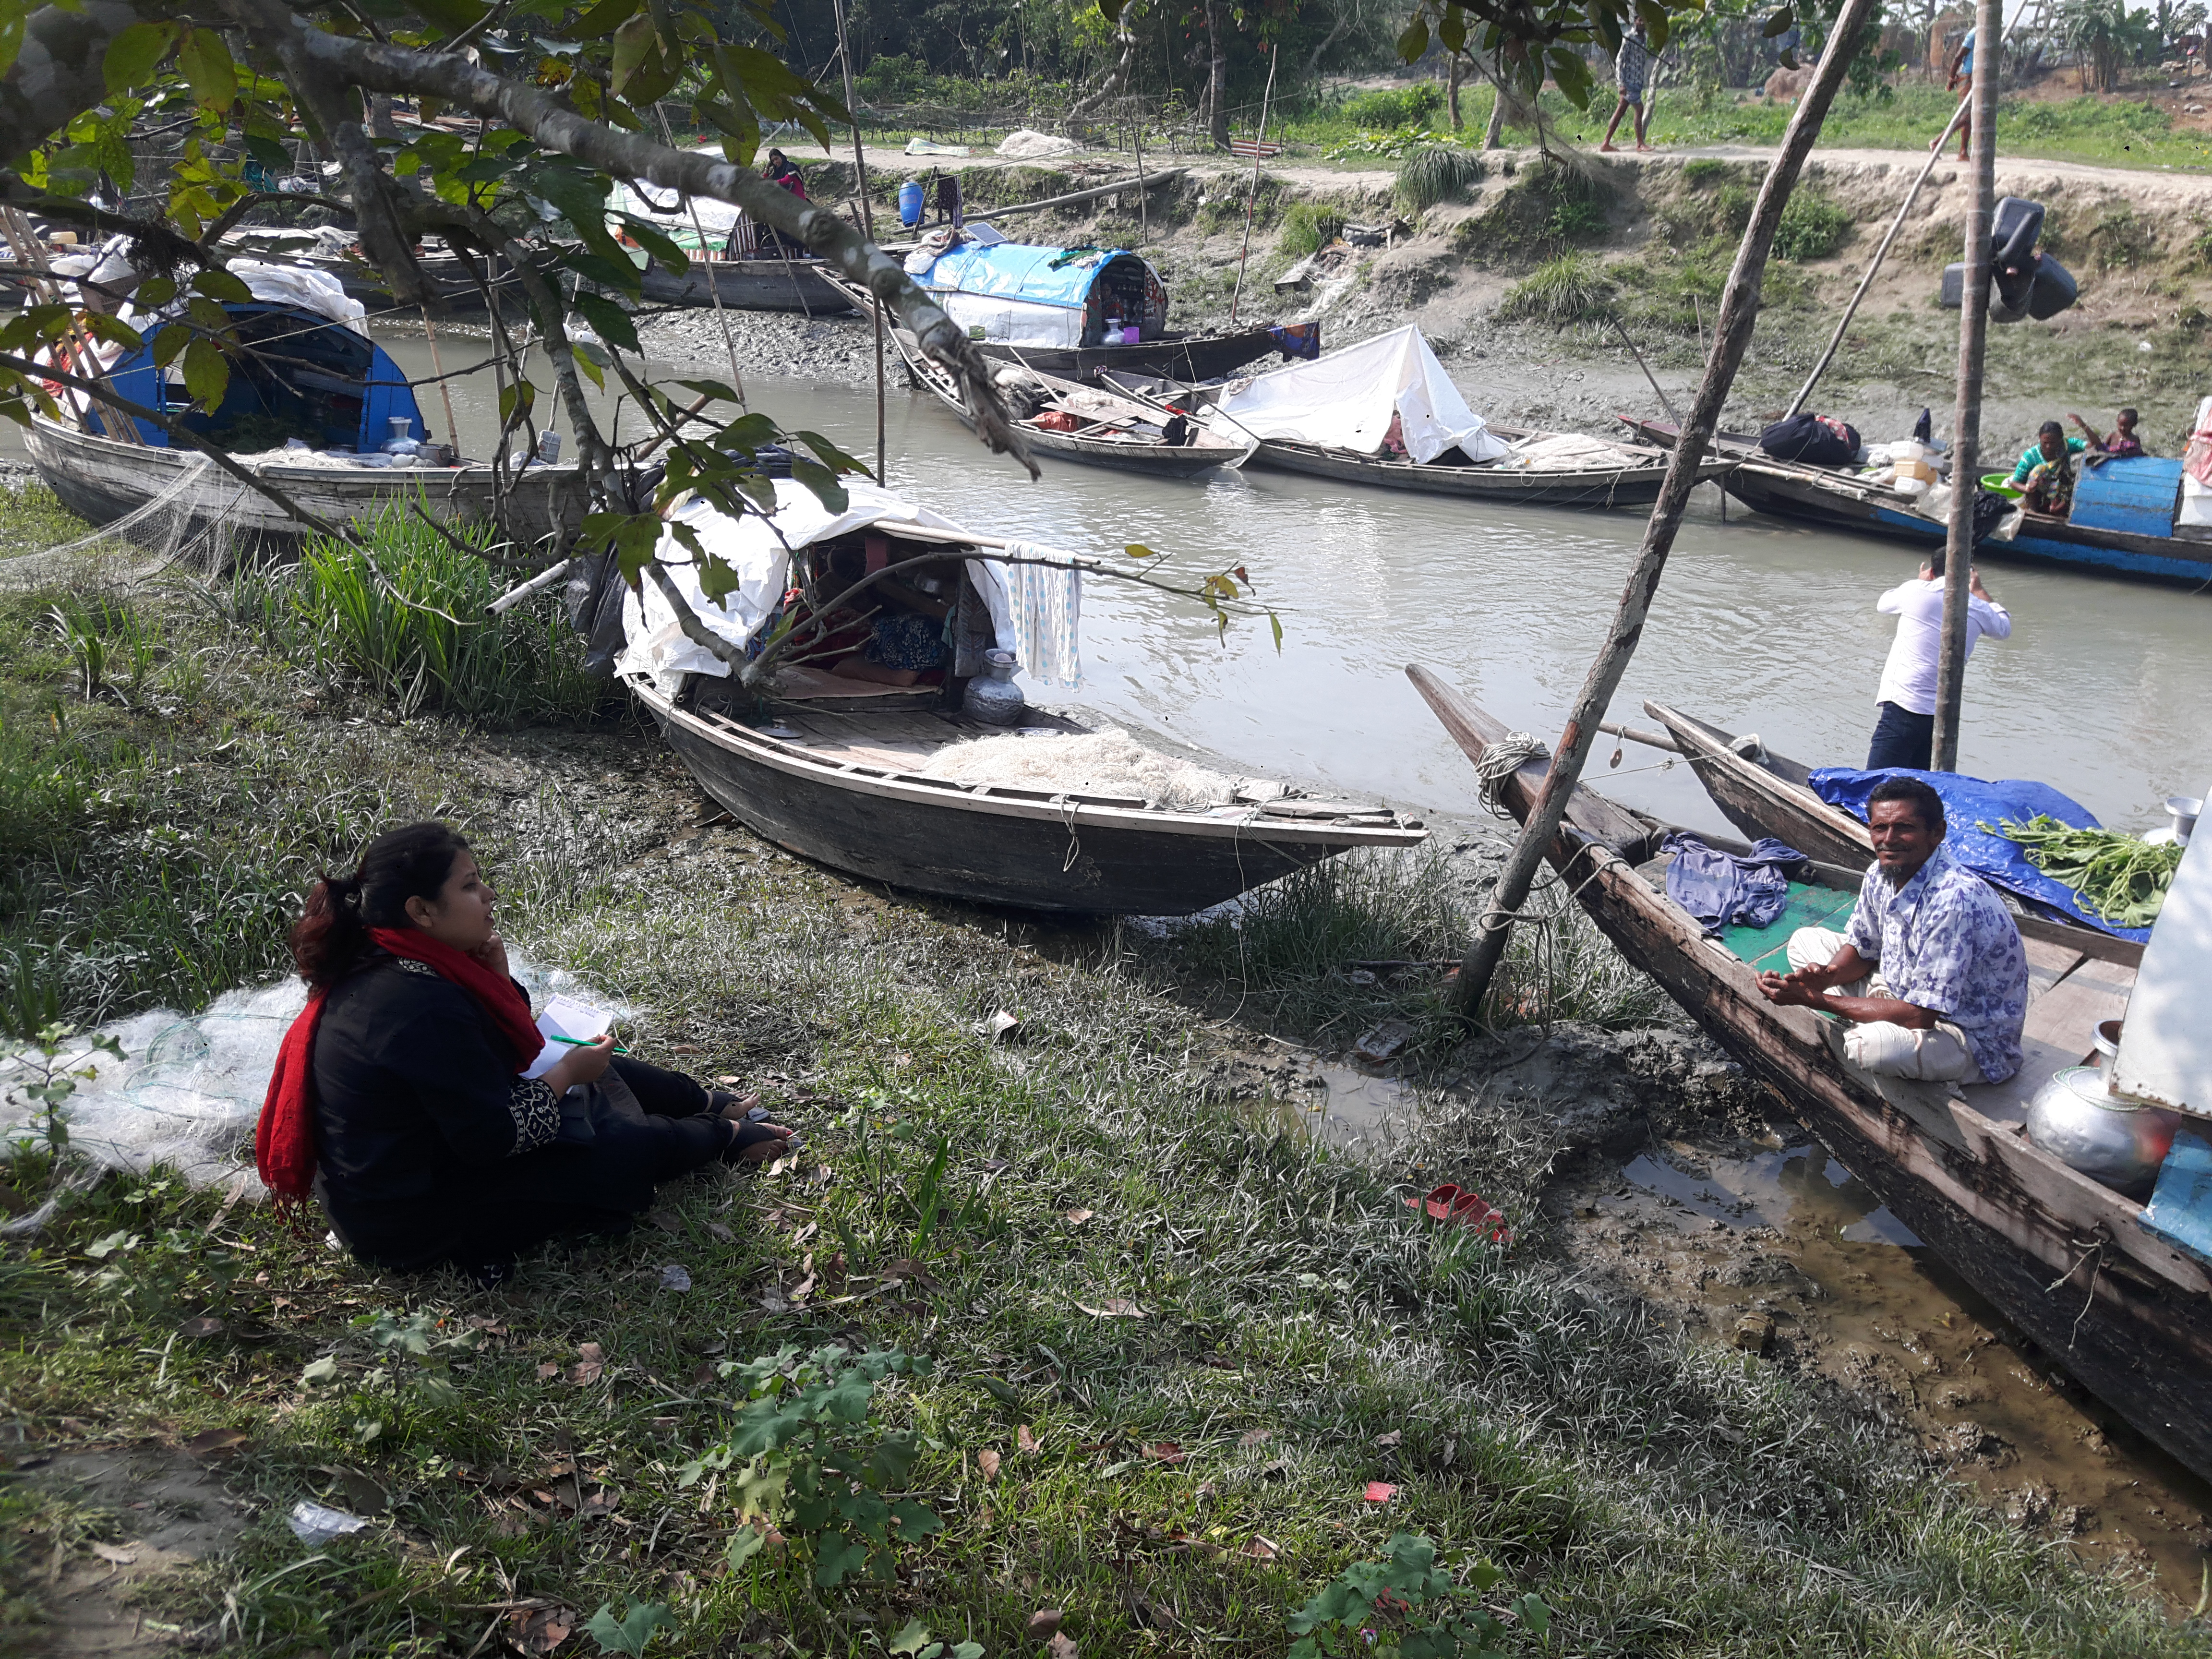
top-left (2007, 419), bottom-right (2087, 489)
top-left (256, 823), bottom-right (793, 1278)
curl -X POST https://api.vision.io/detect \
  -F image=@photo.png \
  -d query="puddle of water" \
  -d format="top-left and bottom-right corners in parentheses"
top-left (1582, 1138), bottom-right (2212, 1604)
top-left (1241, 1049), bottom-right (1420, 1154)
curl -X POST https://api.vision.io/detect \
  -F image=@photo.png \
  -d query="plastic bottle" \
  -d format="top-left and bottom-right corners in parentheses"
top-left (538, 430), bottom-right (562, 464)
top-left (382, 416), bottom-right (419, 457)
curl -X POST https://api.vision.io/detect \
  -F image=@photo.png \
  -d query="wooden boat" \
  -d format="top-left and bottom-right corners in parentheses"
top-left (1640, 699), bottom-right (2141, 960)
top-left (1238, 429), bottom-right (1736, 509)
top-left (1623, 417), bottom-right (2212, 585)
top-left (24, 413), bottom-right (586, 553)
top-left (638, 255), bottom-right (851, 315)
top-left (626, 674), bottom-right (1426, 914)
top-left (895, 336), bottom-right (1250, 479)
top-left (820, 268), bottom-right (1280, 385)
top-left (1406, 664), bottom-right (2212, 1480)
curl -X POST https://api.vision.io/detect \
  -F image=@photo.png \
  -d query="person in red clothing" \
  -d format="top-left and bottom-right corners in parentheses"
top-left (762, 148), bottom-right (807, 201)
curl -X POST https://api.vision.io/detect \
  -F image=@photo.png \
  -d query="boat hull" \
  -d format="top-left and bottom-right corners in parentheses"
top-left (1407, 665), bottom-right (2212, 1483)
top-left (1622, 417), bottom-right (2212, 584)
top-left (639, 257), bottom-right (851, 314)
top-left (1246, 438), bottom-right (1734, 507)
top-left (634, 680), bottom-right (1423, 915)
top-left (975, 329), bottom-right (1278, 384)
top-left (24, 416), bottom-right (587, 553)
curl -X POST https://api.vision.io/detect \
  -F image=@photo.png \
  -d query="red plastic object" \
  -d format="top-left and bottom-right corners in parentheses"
top-left (1404, 1183), bottom-right (1512, 1243)
top-left (1363, 1481), bottom-right (1398, 1503)
top-left (1403, 1184), bottom-right (1465, 1223)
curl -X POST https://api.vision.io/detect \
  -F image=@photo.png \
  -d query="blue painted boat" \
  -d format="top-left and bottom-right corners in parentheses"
top-left (1619, 418), bottom-right (2212, 587)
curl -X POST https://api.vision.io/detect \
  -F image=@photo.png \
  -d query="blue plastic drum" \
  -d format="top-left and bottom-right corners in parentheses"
top-left (898, 180), bottom-right (925, 228)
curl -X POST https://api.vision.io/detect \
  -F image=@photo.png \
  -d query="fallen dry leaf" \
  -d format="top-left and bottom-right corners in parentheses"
top-left (177, 1316), bottom-right (224, 1341)
top-left (1363, 1481), bottom-right (1398, 1503)
top-left (536, 1362), bottom-right (560, 1382)
top-left (704, 1221), bottom-right (735, 1243)
top-left (182, 1428), bottom-right (248, 1459)
top-left (1239, 1536), bottom-right (1281, 1562)
top-left (881, 1257), bottom-right (939, 1287)
top-left (568, 1343), bottom-right (605, 1386)
top-left (1026, 1608), bottom-right (1065, 1639)
top-left (1076, 1298), bottom-right (1143, 1319)
top-left (505, 1604), bottom-right (577, 1654)
top-left (1142, 1443), bottom-right (1186, 1465)
top-left (89, 1542), bottom-right (138, 1565)
top-left (977, 1448), bottom-right (1002, 1483)
top-left (1017, 1424), bottom-right (1040, 1455)
top-left (1046, 1634), bottom-right (1078, 1659)
top-left (1063, 1208), bottom-right (1095, 1225)
top-left (1238, 1429), bottom-right (1273, 1450)
top-left (646, 1208), bottom-right (683, 1235)
top-left (1375, 1430), bottom-right (1403, 1448)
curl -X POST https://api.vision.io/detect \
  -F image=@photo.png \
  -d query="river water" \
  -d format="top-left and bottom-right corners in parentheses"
top-left (381, 331), bottom-right (2212, 835)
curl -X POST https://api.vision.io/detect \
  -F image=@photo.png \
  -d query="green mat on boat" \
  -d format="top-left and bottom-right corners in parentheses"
top-left (1716, 881), bottom-right (1858, 974)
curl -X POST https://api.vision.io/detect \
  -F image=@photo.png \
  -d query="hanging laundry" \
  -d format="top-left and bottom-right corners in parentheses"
top-left (967, 545), bottom-right (1081, 689)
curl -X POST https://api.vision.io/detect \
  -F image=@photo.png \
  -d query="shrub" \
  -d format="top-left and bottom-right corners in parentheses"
top-left (1338, 82), bottom-right (1445, 129)
top-left (1496, 252), bottom-right (1617, 325)
top-left (1277, 202), bottom-right (1347, 259)
top-left (283, 508), bottom-right (606, 724)
top-left (1395, 143), bottom-right (1484, 212)
top-left (1772, 190), bottom-right (1853, 261)
top-left (2084, 203), bottom-right (2158, 271)
top-left (1681, 159), bottom-right (1735, 188)
top-left (1452, 160), bottom-right (1611, 266)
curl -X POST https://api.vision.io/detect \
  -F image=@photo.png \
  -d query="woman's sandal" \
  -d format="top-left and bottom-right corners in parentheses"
top-left (721, 1116), bottom-right (799, 1165)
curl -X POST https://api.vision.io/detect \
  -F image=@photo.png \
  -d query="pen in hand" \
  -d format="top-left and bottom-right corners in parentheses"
top-left (548, 1033), bottom-right (630, 1055)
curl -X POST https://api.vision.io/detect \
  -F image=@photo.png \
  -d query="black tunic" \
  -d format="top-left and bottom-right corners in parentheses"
top-left (310, 953), bottom-right (727, 1271)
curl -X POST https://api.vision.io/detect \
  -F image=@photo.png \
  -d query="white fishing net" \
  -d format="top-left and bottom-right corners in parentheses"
top-left (0, 456), bottom-right (242, 590)
top-left (919, 728), bottom-right (1241, 813)
top-left (0, 950), bottom-right (621, 1228)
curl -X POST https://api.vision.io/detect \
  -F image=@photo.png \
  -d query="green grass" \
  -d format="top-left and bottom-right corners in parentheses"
top-left (1395, 143), bottom-right (1486, 214)
top-left (0, 555), bottom-right (2203, 1658)
top-left (1773, 190), bottom-right (1855, 262)
top-left (1449, 160), bottom-right (1613, 268)
top-left (1275, 202), bottom-right (1347, 260)
top-left (1496, 252), bottom-right (1618, 326)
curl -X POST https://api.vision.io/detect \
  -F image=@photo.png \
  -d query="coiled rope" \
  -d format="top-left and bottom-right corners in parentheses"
top-left (1473, 730), bottom-right (1547, 818)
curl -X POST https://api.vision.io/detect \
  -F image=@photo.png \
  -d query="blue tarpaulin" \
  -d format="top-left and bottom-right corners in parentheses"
top-left (915, 243), bottom-right (1133, 310)
top-left (1806, 767), bottom-right (2152, 943)
top-left (1660, 832), bottom-right (1810, 933)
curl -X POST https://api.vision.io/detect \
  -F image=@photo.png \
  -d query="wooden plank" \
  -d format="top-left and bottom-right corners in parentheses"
top-left (2023, 956), bottom-right (2136, 1057)
top-left (2023, 935), bottom-right (2088, 1003)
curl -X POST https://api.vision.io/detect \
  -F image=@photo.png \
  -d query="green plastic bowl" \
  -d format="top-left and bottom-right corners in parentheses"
top-left (1980, 472), bottom-right (2024, 499)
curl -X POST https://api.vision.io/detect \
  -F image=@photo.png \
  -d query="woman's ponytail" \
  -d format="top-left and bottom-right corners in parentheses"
top-left (288, 823), bottom-right (471, 991)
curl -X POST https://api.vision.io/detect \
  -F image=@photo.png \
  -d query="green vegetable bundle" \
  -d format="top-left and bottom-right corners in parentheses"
top-left (1981, 815), bottom-right (2181, 928)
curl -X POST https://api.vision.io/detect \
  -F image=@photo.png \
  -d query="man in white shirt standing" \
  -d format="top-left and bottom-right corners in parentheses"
top-left (1867, 550), bottom-right (2010, 771)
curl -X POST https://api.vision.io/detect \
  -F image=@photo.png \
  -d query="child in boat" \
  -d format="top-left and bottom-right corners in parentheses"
top-left (2071, 407), bottom-right (2144, 462)
top-left (256, 823), bottom-right (793, 1279)
top-left (1757, 777), bottom-right (2028, 1086)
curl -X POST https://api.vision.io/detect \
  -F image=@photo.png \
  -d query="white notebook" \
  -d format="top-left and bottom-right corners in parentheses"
top-left (522, 994), bottom-right (616, 1080)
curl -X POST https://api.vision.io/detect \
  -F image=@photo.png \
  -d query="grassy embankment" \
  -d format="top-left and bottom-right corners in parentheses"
top-left (0, 485), bottom-right (2202, 1658)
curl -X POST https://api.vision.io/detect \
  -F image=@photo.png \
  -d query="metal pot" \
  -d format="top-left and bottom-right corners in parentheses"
top-left (2026, 1066), bottom-right (2181, 1197)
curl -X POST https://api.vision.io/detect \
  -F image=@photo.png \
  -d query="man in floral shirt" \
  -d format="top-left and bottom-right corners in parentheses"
top-left (1758, 776), bottom-right (2028, 1083)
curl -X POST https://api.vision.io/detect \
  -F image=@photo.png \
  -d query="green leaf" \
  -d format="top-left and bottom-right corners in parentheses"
top-left (103, 21), bottom-right (179, 95)
top-left (573, 291), bottom-right (642, 354)
top-left (812, 1529), bottom-right (869, 1586)
top-left (300, 1355), bottom-right (340, 1387)
top-left (787, 455), bottom-right (848, 516)
top-left (583, 1600), bottom-right (672, 1659)
top-left (191, 268), bottom-right (253, 304)
top-left (1396, 14), bottom-right (1430, 61)
top-left (571, 0), bottom-right (642, 38)
top-left (406, 0), bottom-right (490, 37)
top-left (887, 1621), bottom-right (933, 1657)
top-left (1125, 542), bottom-right (1159, 558)
top-left (1439, 5), bottom-right (1467, 55)
top-left (610, 12), bottom-right (656, 93)
top-left (1763, 5), bottom-right (1796, 36)
top-left (150, 324), bottom-right (190, 369)
top-left (724, 1523), bottom-right (768, 1568)
top-left (676, 378), bottom-right (743, 404)
top-left (697, 551), bottom-right (745, 605)
top-left (78, 313), bottom-right (143, 351)
top-left (1269, 610), bottom-right (1283, 653)
top-left (180, 335), bottom-right (228, 408)
top-left (176, 28), bottom-right (236, 114)
top-left (620, 216), bottom-right (689, 275)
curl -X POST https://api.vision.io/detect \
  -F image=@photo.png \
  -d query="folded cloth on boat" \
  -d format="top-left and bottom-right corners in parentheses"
top-left (1807, 767), bottom-right (2151, 943)
top-left (1493, 433), bottom-right (1637, 472)
top-left (965, 545), bottom-right (1082, 688)
top-left (1660, 831), bottom-right (1809, 932)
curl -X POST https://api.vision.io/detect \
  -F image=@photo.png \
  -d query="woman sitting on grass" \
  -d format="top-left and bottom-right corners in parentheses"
top-left (255, 822), bottom-right (793, 1278)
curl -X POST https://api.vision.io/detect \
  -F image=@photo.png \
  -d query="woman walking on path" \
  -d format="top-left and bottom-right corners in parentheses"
top-left (1601, 23), bottom-right (1657, 153)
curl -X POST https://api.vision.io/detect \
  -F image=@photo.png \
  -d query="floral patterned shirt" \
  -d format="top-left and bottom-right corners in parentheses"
top-left (1843, 842), bottom-right (2028, 1082)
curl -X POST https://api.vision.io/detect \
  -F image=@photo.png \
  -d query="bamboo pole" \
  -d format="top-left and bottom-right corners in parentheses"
top-left (1444, 0), bottom-right (1883, 1017)
top-left (830, 0), bottom-right (885, 485)
top-left (1782, 94), bottom-right (1969, 421)
top-left (419, 306), bottom-right (462, 449)
top-left (962, 168), bottom-right (1189, 224)
top-left (1228, 45), bottom-right (1279, 326)
top-left (1932, 0), bottom-right (2002, 773)
top-left (656, 104), bottom-right (749, 407)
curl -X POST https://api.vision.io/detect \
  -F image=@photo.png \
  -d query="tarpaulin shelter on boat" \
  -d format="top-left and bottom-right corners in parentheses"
top-left (1206, 325), bottom-right (1509, 465)
top-left (910, 241), bottom-right (1166, 349)
top-left (79, 263), bottom-right (424, 452)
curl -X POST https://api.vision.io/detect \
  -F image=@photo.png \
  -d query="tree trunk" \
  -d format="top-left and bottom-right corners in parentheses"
top-left (1448, 53), bottom-right (1465, 129)
top-left (1206, 0), bottom-right (1230, 148)
top-left (1482, 57), bottom-right (1513, 148)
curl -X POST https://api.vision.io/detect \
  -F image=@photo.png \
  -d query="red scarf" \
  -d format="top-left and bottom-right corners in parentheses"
top-left (255, 928), bottom-right (545, 1205)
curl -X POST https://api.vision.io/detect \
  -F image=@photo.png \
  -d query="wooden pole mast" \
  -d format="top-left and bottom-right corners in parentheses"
top-left (1932, 0), bottom-right (2003, 772)
top-left (830, 0), bottom-right (886, 486)
top-left (1446, 0), bottom-right (1882, 1017)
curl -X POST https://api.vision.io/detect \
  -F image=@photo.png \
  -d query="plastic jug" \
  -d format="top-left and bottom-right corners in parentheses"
top-left (962, 649), bottom-right (1025, 726)
top-left (898, 180), bottom-right (925, 228)
top-left (382, 415), bottom-right (419, 456)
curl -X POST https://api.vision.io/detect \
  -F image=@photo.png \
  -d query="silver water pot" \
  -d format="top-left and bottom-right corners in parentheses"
top-left (2025, 1066), bottom-right (2181, 1198)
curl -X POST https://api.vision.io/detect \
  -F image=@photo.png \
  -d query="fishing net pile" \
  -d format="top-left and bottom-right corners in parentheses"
top-left (0, 952), bottom-right (617, 1223)
top-left (919, 729), bottom-right (1241, 812)
top-left (0, 456), bottom-right (236, 590)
